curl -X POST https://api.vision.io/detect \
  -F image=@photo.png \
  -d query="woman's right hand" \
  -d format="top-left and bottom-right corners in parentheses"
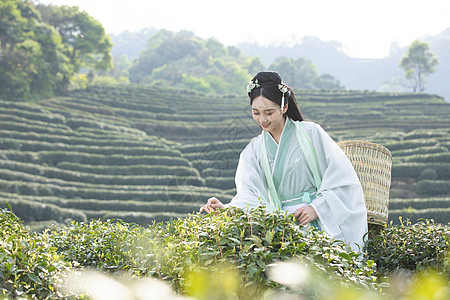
top-left (199, 197), bottom-right (225, 213)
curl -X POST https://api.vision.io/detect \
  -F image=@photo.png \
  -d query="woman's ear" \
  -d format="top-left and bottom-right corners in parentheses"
top-left (283, 102), bottom-right (289, 114)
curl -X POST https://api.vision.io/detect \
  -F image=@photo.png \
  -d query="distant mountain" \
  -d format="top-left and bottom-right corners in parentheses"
top-left (110, 28), bottom-right (449, 101)
top-left (239, 29), bottom-right (450, 102)
top-left (424, 29), bottom-right (450, 102)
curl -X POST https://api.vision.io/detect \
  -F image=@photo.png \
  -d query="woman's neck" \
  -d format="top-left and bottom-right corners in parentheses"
top-left (269, 117), bottom-right (287, 144)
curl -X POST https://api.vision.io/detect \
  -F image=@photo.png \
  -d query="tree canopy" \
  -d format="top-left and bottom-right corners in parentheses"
top-left (269, 56), bottom-right (344, 90)
top-left (0, 0), bottom-right (112, 101)
top-left (127, 30), bottom-right (344, 94)
top-left (399, 40), bottom-right (439, 93)
top-left (128, 30), bottom-right (260, 94)
top-left (1, 1), bottom-right (346, 100)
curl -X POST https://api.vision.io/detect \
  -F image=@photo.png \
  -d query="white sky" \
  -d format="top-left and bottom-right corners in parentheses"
top-left (37, 0), bottom-right (450, 59)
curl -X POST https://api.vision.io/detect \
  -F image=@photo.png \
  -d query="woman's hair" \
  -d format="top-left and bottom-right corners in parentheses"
top-left (248, 71), bottom-right (304, 121)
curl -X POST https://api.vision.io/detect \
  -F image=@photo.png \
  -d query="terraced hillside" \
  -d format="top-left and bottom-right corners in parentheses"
top-left (0, 95), bottom-right (235, 226)
top-left (0, 85), bottom-right (449, 226)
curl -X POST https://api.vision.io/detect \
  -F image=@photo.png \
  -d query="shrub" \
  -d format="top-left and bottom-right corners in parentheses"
top-left (389, 188), bottom-right (414, 199)
top-left (100, 211), bottom-right (185, 225)
top-left (202, 167), bottom-right (236, 177)
top-left (403, 129), bottom-right (448, 140)
top-left (49, 206), bottom-right (378, 298)
top-left (392, 163), bottom-right (450, 179)
top-left (415, 180), bottom-right (450, 196)
top-left (47, 218), bottom-right (147, 272)
top-left (389, 208), bottom-right (450, 224)
top-left (365, 218), bottom-right (449, 278)
top-left (380, 139), bottom-right (438, 152)
top-left (391, 145), bottom-right (448, 157)
top-left (0, 205), bottom-right (70, 299)
top-left (418, 168), bottom-right (438, 180)
top-left (404, 152), bottom-right (450, 163)
top-left (2, 205), bottom-right (449, 299)
top-left (1, 199), bottom-right (87, 223)
top-left (205, 176), bottom-right (235, 189)
top-left (389, 197), bottom-right (450, 210)
top-left (57, 162), bottom-right (199, 177)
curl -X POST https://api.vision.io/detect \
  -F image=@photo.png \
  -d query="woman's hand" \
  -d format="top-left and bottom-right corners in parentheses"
top-left (294, 205), bottom-right (318, 225)
top-left (199, 197), bottom-right (225, 213)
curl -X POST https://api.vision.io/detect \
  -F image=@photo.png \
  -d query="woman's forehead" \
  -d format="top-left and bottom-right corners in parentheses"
top-left (252, 96), bottom-right (278, 110)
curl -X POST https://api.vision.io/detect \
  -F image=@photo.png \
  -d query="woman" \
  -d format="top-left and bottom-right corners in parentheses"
top-left (200, 71), bottom-right (367, 249)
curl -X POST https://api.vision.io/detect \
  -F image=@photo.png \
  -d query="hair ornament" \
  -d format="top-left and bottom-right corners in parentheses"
top-left (278, 83), bottom-right (288, 111)
top-left (247, 79), bottom-right (260, 93)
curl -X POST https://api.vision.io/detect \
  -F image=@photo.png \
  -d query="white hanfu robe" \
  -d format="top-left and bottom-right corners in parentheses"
top-left (228, 117), bottom-right (368, 250)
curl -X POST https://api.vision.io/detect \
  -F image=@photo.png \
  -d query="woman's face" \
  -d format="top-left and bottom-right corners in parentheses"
top-left (251, 96), bottom-right (287, 135)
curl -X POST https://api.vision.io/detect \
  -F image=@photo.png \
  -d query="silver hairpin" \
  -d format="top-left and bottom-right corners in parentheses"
top-left (278, 83), bottom-right (288, 112)
top-left (247, 79), bottom-right (260, 93)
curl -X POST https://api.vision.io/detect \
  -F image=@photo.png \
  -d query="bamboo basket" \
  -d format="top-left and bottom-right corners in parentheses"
top-left (337, 141), bottom-right (392, 226)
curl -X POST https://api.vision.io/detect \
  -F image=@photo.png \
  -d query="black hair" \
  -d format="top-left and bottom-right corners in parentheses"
top-left (248, 71), bottom-right (304, 121)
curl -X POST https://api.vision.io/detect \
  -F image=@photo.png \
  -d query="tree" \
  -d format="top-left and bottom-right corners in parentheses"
top-left (0, 0), bottom-right (112, 101)
top-left (247, 57), bottom-right (265, 75)
top-left (314, 74), bottom-right (345, 90)
top-left (269, 56), bottom-right (343, 90)
top-left (269, 56), bottom-right (318, 89)
top-left (36, 4), bottom-right (112, 90)
top-left (399, 40), bottom-right (439, 93)
top-left (128, 30), bottom-right (254, 94)
top-left (0, 0), bottom-right (69, 100)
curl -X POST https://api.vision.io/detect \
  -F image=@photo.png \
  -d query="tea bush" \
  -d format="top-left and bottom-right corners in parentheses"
top-left (418, 168), bottom-right (438, 180)
top-left (2, 205), bottom-right (450, 299)
top-left (392, 163), bottom-right (450, 179)
top-left (389, 197), bottom-right (450, 210)
top-left (0, 199), bottom-right (87, 223)
top-left (56, 162), bottom-right (199, 177)
top-left (415, 180), bottom-right (450, 196)
top-left (404, 152), bottom-right (450, 163)
top-left (390, 207), bottom-right (450, 224)
top-left (48, 206), bottom-right (378, 298)
top-left (46, 218), bottom-right (148, 273)
top-left (0, 205), bottom-right (70, 299)
top-left (365, 218), bottom-right (449, 278)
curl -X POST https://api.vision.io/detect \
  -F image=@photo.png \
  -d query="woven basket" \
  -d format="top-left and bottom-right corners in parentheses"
top-left (337, 141), bottom-right (392, 226)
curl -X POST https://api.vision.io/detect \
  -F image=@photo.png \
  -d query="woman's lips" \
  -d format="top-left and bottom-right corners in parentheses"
top-left (261, 123), bottom-right (270, 128)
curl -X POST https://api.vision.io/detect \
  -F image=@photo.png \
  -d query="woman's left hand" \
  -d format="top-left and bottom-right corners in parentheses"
top-left (294, 205), bottom-right (318, 225)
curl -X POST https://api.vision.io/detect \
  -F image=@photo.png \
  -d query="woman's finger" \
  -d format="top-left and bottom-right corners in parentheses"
top-left (293, 207), bottom-right (305, 218)
top-left (200, 204), bottom-right (212, 213)
top-left (299, 217), bottom-right (310, 225)
top-left (296, 210), bottom-right (310, 224)
top-left (211, 202), bottom-right (225, 209)
top-left (207, 197), bottom-right (219, 205)
top-left (298, 215), bottom-right (308, 224)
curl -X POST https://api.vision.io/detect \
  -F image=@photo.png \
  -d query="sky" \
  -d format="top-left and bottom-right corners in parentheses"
top-left (37, 0), bottom-right (450, 59)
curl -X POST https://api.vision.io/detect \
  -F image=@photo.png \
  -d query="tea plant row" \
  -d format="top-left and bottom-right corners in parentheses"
top-left (0, 85), bottom-right (449, 226)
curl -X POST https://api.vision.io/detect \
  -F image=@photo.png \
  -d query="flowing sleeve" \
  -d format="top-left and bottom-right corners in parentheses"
top-left (305, 122), bottom-right (368, 250)
top-left (227, 136), bottom-right (276, 210)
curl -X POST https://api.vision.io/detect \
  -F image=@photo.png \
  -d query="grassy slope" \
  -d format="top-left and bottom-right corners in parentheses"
top-left (0, 85), bottom-right (449, 226)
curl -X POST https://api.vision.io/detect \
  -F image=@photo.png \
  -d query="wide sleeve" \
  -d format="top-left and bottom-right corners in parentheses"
top-left (227, 137), bottom-right (276, 211)
top-left (305, 123), bottom-right (368, 250)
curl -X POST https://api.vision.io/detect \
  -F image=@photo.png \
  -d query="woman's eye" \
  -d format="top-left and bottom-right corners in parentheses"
top-left (266, 113), bottom-right (272, 116)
